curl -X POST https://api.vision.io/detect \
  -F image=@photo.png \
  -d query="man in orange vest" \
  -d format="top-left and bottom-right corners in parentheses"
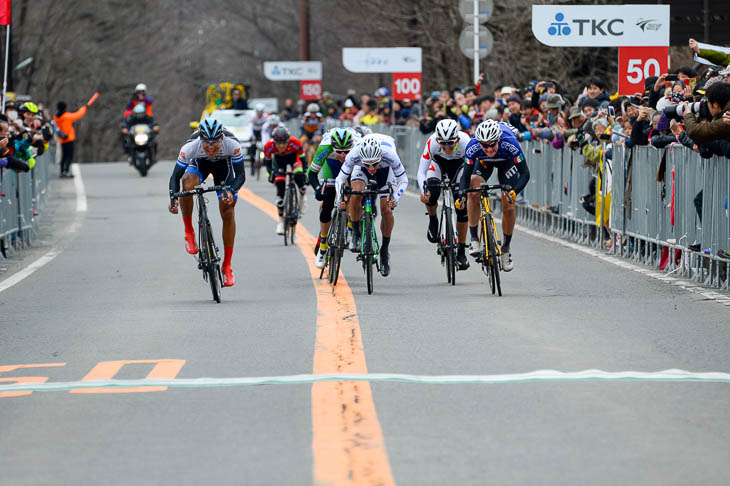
top-left (53, 93), bottom-right (98, 177)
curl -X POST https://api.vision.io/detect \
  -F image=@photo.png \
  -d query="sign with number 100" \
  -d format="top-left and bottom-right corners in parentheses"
top-left (300, 80), bottom-right (322, 101)
top-left (618, 46), bottom-right (669, 96)
top-left (392, 72), bottom-right (422, 101)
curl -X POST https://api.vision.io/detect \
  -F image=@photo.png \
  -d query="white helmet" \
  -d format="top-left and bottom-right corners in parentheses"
top-left (255, 103), bottom-right (265, 113)
top-left (307, 103), bottom-right (319, 113)
top-left (358, 135), bottom-right (382, 166)
top-left (267, 114), bottom-right (280, 125)
top-left (475, 120), bottom-right (502, 144)
top-left (135, 83), bottom-right (147, 92)
top-left (435, 119), bottom-right (459, 142)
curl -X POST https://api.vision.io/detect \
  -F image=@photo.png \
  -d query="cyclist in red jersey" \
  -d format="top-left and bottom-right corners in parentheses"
top-left (264, 126), bottom-right (309, 234)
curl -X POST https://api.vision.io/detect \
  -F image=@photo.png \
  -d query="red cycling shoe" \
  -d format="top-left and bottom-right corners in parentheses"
top-left (184, 232), bottom-right (198, 254)
top-left (222, 266), bottom-right (235, 287)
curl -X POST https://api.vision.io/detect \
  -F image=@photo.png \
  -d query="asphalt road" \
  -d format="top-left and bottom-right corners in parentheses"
top-left (0, 160), bottom-right (728, 486)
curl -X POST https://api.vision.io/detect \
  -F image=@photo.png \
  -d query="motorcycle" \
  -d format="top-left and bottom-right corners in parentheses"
top-left (128, 124), bottom-right (156, 176)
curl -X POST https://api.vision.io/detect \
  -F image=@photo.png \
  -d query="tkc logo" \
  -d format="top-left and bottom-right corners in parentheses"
top-left (548, 12), bottom-right (623, 37)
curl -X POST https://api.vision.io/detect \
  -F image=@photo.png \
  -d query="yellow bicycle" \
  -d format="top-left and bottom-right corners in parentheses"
top-left (460, 183), bottom-right (508, 296)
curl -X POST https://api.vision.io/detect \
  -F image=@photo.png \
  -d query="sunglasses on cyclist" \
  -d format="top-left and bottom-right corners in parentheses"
top-left (334, 149), bottom-right (350, 155)
top-left (201, 138), bottom-right (221, 145)
top-left (362, 161), bottom-right (380, 168)
top-left (439, 139), bottom-right (458, 146)
top-left (480, 141), bottom-right (498, 148)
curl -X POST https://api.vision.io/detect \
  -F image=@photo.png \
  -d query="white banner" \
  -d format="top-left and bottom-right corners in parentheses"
top-left (342, 48), bottom-right (421, 73)
top-left (693, 42), bottom-right (730, 68)
top-left (263, 61), bottom-right (322, 81)
top-left (532, 5), bottom-right (669, 47)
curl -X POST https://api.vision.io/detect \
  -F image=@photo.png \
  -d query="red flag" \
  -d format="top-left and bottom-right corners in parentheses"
top-left (0, 0), bottom-right (10, 26)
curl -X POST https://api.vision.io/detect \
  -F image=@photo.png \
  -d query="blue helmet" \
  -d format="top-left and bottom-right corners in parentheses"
top-left (199, 118), bottom-right (223, 141)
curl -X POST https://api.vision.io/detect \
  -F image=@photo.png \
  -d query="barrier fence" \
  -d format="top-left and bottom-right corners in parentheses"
top-left (0, 145), bottom-right (55, 256)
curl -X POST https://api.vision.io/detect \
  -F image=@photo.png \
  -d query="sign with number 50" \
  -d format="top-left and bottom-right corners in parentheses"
top-left (618, 46), bottom-right (668, 96)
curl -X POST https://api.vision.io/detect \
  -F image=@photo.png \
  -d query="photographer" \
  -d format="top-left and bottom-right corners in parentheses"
top-left (682, 81), bottom-right (730, 143)
top-left (0, 120), bottom-right (30, 173)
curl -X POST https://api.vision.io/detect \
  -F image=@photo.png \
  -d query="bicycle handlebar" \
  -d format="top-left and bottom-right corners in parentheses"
top-left (460, 183), bottom-right (513, 203)
top-left (172, 184), bottom-right (228, 199)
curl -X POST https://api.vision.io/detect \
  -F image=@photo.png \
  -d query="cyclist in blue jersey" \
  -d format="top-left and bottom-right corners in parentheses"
top-left (459, 120), bottom-right (530, 272)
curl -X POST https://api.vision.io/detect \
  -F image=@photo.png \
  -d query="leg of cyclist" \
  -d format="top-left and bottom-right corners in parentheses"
top-left (348, 178), bottom-right (365, 252)
top-left (424, 177), bottom-right (441, 243)
top-left (500, 191), bottom-right (516, 272)
top-left (180, 170), bottom-right (202, 254)
top-left (218, 196), bottom-right (238, 286)
top-left (315, 185), bottom-right (336, 268)
top-left (379, 195), bottom-right (394, 277)
top-left (467, 173), bottom-right (485, 257)
top-left (293, 159), bottom-right (308, 215)
top-left (273, 160), bottom-right (287, 235)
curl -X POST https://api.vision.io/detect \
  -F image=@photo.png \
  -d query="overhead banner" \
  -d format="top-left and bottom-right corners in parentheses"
top-left (263, 61), bottom-right (322, 81)
top-left (532, 5), bottom-right (670, 47)
top-left (342, 48), bottom-right (422, 73)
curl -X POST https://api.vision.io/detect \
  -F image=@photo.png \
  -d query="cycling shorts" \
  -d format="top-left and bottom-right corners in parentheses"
top-left (471, 161), bottom-right (521, 190)
top-left (351, 165), bottom-right (395, 199)
top-left (184, 159), bottom-right (238, 200)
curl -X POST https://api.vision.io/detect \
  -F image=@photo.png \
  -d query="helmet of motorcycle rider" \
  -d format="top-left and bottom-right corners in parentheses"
top-left (307, 103), bottom-right (319, 113)
top-left (133, 104), bottom-right (146, 115)
top-left (267, 114), bottom-right (280, 126)
top-left (272, 126), bottom-right (290, 144)
top-left (135, 83), bottom-right (147, 93)
top-left (255, 103), bottom-right (265, 113)
top-left (199, 118), bottom-right (223, 141)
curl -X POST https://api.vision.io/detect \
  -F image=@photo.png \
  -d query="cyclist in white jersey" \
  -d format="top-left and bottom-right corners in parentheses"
top-left (261, 114), bottom-right (282, 146)
top-left (336, 133), bottom-right (408, 276)
top-left (418, 119), bottom-right (471, 270)
top-left (247, 103), bottom-right (267, 170)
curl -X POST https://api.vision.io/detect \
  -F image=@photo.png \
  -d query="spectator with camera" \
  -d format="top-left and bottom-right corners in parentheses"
top-left (682, 81), bottom-right (730, 144)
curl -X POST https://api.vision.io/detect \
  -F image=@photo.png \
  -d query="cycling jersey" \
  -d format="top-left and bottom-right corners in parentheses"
top-left (336, 133), bottom-right (408, 203)
top-left (170, 132), bottom-right (245, 197)
top-left (300, 112), bottom-right (323, 137)
top-left (249, 113), bottom-right (267, 138)
top-left (308, 127), bottom-right (361, 189)
top-left (417, 131), bottom-right (470, 190)
top-left (460, 122), bottom-right (530, 193)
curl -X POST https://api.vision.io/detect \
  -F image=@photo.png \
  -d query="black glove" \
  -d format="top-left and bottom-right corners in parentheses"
top-left (314, 186), bottom-right (324, 201)
top-left (267, 170), bottom-right (275, 184)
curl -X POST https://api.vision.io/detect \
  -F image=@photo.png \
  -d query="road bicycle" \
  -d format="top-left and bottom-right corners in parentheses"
top-left (172, 183), bottom-right (225, 303)
top-left (317, 179), bottom-right (347, 286)
top-left (282, 168), bottom-right (300, 246)
top-left (460, 183), bottom-right (509, 296)
top-left (345, 180), bottom-right (393, 295)
top-left (424, 174), bottom-right (459, 285)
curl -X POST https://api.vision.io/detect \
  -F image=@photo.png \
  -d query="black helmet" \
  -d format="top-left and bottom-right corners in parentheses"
top-left (199, 118), bottom-right (223, 141)
top-left (272, 126), bottom-right (290, 143)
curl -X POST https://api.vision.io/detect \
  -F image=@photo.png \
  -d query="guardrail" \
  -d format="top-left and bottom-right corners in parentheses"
top-left (0, 145), bottom-right (55, 256)
top-left (285, 119), bottom-right (729, 290)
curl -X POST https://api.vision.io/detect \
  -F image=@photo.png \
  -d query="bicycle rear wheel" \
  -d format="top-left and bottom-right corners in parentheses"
top-left (485, 213), bottom-right (502, 297)
top-left (444, 207), bottom-right (456, 285)
top-left (363, 214), bottom-right (374, 295)
top-left (288, 185), bottom-right (298, 244)
top-left (330, 210), bottom-right (346, 286)
top-left (200, 217), bottom-right (221, 303)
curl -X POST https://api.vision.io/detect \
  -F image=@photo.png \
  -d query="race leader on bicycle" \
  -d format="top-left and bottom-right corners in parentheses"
top-left (264, 126), bottom-right (309, 235)
top-left (335, 134), bottom-right (409, 277)
top-left (308, 127), bottom-right (361, 269)
top-left (418, 119), bottom-right (471, 271)
top-left (168, 118), bottom-right (245, 287)
top-left (459, 119), bottom-right (530, 272)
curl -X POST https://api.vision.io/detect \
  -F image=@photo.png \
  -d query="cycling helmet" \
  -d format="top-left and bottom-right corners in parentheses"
top-left (474, 120), bottom-right (501, 144)
top-left (19, 102), bottom-right (39, 114)
top-left (353, 125), bottom-right (372, 137)
top-left (135, 83), bottom-right (147, 92)
top-left (331, 128), bottom-right (353, 150)
top-left (272, 126), bottom-right (290, 143)
top-left (199, 118), bottom-right (223, 141)
top-left (358, 135), bottom-right (382, 166)
top-left (267, 114), bottom-right (280, 126)
top-left (133, 103), bottom-right (146, 115)
top-left (255, 103), bottom-right (265, 113)
top-left (435, 119), bottom-right (459, 142)
top-left (307, 103), bottom-right (319, 113)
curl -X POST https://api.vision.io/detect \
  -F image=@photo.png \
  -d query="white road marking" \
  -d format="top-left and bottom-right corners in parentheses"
top-left (1, 369), bottom-right (728, 394)
top-left (403, 190), bottom-right (729, 304)
top-left (0, 164), bottom-right (86, 293)
top-left (71, 163), bottom-right (87, 212)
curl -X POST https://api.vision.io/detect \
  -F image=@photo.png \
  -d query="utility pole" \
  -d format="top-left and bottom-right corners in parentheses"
top-left (299, 0), bottom-right (310, 61)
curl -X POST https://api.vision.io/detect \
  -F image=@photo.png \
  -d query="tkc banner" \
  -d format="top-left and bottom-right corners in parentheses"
top-left (263, 61), bottom-right (322, 81)
top-left (342, 48), bottom-right (422, 73)
top-left (532, 5), bottom-right (669, 47)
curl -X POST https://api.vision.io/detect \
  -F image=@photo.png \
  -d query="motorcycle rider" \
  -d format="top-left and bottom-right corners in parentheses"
top-left (121, 103), bottom-right (159, 162)
top-left (123, 83), bottom-right (153, 118)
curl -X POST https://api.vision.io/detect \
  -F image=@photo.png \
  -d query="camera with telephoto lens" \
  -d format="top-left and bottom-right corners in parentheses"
top-left (663, 99), bottom-right (709, 121)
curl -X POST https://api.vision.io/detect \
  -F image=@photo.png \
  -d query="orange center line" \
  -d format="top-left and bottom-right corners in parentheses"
top-left (239, 188), bottom-right (395, 486)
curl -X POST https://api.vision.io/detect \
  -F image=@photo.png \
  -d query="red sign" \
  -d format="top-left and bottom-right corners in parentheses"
top-left (0, 0), bottom-right (10, 25)
top-left (300, 80), bottom-right (321, 101)
top-left (392, 72), bottom-right (422, 101)
top-left (618, 46), bottom-right (669, 96)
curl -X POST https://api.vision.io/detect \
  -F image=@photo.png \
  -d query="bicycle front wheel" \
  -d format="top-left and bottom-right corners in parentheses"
top-left (330, 210), bottom-right (346, 286)
top-left (203, 219), bottom-right (221, 303)
top-left (485, 213), bottom-right (502, 297)
top-left (288, 185), bottom-right (298, 244)
top-left (363, 214), bottom-right (374, 295)
top-left (444, 207), bottom-right (456, 285)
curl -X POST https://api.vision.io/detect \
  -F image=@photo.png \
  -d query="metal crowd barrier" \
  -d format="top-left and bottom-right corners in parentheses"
top-left (0, 145), bottom-right (55, 255)
top-left (285, 117), bottom-right (729, 291)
